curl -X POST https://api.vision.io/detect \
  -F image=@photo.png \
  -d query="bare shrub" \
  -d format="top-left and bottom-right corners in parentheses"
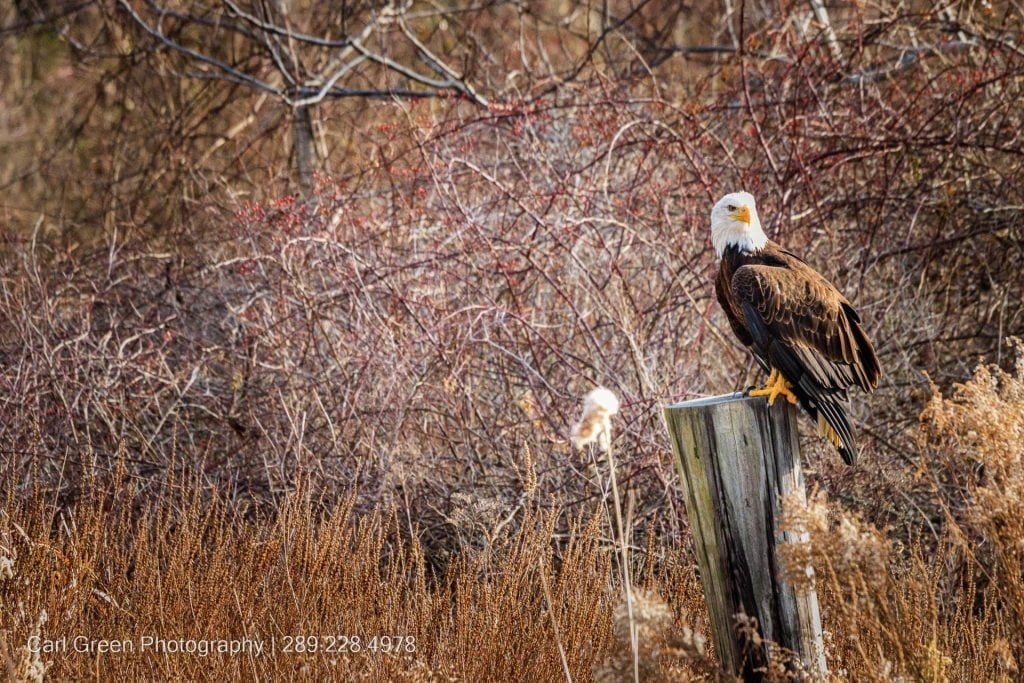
top-left (595, 588), bottom-right (713, 682)
top-left (7, 36), bottom-right (1024, 552)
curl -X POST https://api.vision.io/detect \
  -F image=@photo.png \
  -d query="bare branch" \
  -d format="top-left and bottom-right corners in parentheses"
top-left (117, 0), bottom-right (283, 96)
top-left (349, 38), bottom-right (489, 107)
top-left (222, 0), bottom-right (351, 48)
top-left (398, 11), bottom-right (490, 106)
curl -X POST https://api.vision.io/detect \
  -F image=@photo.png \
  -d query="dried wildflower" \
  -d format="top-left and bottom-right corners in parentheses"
top-left (14, 611), bottom-right (48, 683)
top-left (595, 589), bottom-right (709, 682)
top-left (989, 638), bottom-right (1018, 675)
top-left (921, 637), bottom-right (952, 682)
top-left (521, 444), bottom-right (537, 499)
top-left (781, 491), bottom-right (889, 588)
top-left (0, 555), bottom-right (13, 581)
top-left (448, 491), bottom-right (504, 540)
top-left (570, 387), bottom-right (620, 452)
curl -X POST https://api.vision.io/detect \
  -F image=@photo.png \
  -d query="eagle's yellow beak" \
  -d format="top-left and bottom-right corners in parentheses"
top-left (729, 206), bottom-right (751, 224)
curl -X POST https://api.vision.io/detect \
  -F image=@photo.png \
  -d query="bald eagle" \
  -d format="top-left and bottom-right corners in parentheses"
top-left (711, 192), bottom-right (880, 464)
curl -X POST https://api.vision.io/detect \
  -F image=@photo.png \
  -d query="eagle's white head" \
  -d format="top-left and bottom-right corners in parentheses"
top-left (710, 191), bottom-right (767, 257)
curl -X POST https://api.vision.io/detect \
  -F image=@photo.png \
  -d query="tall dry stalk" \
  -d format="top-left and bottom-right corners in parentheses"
top-left (571, 387), bottom-right (638, 682)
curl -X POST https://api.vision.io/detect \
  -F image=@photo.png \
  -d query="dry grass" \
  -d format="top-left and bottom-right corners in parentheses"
top-left (0, 457), bottom-right (711, 680)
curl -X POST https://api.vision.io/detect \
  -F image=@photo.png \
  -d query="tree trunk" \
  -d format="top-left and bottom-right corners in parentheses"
top-left (292, 103), bottom-right (316, 197)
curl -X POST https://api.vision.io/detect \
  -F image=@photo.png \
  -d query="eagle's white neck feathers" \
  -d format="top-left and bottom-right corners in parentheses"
top-left (710, 191), bottom-right (768, 257)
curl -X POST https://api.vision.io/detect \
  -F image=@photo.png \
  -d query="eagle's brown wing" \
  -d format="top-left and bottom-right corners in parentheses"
top-left (731, 258), bottom-right (880, 396)
top-left (732, 253), bottom-right (880, 465)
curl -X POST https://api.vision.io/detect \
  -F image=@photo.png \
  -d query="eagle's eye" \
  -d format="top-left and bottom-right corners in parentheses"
top-left (726, 204), bottom-right (737, 212)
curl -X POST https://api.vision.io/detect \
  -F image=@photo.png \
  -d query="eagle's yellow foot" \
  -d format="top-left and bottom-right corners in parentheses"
top-left (748, 369), bottom-right (799, 406)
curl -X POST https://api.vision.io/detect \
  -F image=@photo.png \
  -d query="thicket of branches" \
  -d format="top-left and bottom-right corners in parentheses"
top-left (5, 0), bottom-right (1023, 534)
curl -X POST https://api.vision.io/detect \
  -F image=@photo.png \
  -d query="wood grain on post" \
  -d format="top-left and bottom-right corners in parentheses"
top-left (664, 393), bottom-right (826, 680)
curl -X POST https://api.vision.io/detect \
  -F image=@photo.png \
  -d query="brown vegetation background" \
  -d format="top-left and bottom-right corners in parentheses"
top-left (2, 0), bottom-right (1024, 680)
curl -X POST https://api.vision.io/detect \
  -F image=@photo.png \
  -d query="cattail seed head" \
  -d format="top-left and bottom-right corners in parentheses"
top-left (571, 387), bottom-right (620, 452)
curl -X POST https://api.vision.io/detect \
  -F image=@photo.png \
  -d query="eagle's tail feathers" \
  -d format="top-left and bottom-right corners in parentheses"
top-left (813, 400), bottom-right (858, 465)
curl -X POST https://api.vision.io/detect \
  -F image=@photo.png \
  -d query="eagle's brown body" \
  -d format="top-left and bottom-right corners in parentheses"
top-left (716, 240), bottom-right (880, 463)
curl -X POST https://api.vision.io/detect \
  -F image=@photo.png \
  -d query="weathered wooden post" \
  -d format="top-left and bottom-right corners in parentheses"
top-left (664, 393), bottom-right (826, 680)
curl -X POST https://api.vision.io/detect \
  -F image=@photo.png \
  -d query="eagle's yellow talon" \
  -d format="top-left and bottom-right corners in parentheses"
top-left (749, 369), bottom-right (799, 406)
